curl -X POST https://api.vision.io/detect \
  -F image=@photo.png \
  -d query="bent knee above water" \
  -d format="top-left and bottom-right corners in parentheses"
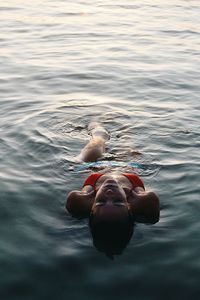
top-left (82, 146), bottom-right (104, 162)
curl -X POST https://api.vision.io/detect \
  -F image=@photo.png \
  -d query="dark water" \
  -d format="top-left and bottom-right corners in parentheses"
top-left (0, 1), bottom-right (200, 299)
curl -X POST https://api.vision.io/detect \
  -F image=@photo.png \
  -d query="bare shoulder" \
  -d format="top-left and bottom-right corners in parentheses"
top-left (128, 189), bottom-right (160, 224)
top-left (66, 189), bottom-right (94, 218)
top-left (66, 191), bottom-right (82, 216)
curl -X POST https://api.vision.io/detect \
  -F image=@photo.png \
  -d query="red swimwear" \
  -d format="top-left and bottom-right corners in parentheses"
top-left (83, 172), bottom-right (145, 190)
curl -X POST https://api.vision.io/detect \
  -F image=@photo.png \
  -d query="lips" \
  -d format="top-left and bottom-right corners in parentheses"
top-left (103, 184), bottom-right (118, 190)
top-left (103, 179), bottom-right (118, 187)
top-left (104, 183), bottom-right (117, 186)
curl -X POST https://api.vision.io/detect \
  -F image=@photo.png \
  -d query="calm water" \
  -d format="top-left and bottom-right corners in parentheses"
top-left (0, 0), bottom-right (200, 299)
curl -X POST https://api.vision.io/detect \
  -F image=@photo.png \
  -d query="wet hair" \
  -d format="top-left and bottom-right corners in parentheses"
top-left (89, 207), bottom-right (134, 258)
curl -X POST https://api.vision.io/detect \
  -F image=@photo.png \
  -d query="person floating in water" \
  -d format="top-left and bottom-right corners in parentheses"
top-left (66, 123), bottom-right (160, 257)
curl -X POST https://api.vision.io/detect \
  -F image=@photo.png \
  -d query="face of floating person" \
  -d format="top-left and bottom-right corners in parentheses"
top-left (91, 179), bottom-right (130, 221)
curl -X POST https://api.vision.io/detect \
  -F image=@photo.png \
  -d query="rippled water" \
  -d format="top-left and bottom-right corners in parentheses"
top-left (0, 0), bottom-right (200, 299)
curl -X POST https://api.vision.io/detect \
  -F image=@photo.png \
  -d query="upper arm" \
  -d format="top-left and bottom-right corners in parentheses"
top-left (140, 192), bottom-right (160, 224)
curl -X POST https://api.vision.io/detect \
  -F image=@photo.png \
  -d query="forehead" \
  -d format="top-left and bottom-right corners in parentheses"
top-left (94, 205), bottom-right (129, 219)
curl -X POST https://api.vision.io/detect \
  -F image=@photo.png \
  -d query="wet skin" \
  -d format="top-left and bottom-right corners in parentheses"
top-left (67, 123), bottom-right (159, 223)
top-left (66, 175), bottom-right (159, 223)
top-left (91, 178), bottom-right (132, 221)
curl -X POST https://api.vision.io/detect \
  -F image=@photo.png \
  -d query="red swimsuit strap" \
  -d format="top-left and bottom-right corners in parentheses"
top-left (83, 172), bottom-right (145, 190)
top-left (83, 173), bottom-right (104, 190)
top-left (122, 173), bottom-right (145, 190)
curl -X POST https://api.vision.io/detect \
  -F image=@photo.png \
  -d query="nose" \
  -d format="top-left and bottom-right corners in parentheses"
top-left (105, 189), bottom-right (115, 197)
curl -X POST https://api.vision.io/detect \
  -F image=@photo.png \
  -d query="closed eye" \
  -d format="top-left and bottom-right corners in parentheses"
top-left (114, 202), bottom-right (126, 206)
top-left (95, 200), bottom-right (106, 206)
top-left (95, 200), bottom-right (126, 207)
top-left (112, 198), bottom-right (126, 205)
top-left (95, 202), bottom-right (104, 206)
